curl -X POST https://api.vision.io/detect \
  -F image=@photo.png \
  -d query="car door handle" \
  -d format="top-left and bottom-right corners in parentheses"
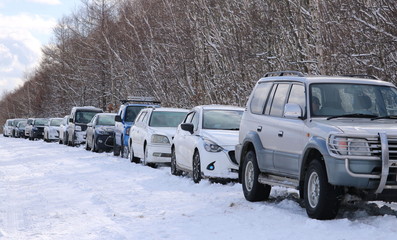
top-left (257, 126), bottom-right (262, 132)
top-left (278, 131), bottom-right (284, 137)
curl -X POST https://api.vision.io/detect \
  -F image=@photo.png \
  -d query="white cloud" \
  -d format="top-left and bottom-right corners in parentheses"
top-left (27, 0), bottom-right (61, 5)
top-left (0, 13), bottom-right (57, 93)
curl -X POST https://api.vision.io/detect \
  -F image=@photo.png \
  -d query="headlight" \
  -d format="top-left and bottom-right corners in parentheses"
top-left (203, 139), bottom-right (223, 152)
top-left (96, 130), bottom-right (107, 135)
top-left (151, 134), bottom-right (169, 144)
top-left (75, 126), bottom-right (82, 131)
top-left (329, 136), bottom-right (370, 156)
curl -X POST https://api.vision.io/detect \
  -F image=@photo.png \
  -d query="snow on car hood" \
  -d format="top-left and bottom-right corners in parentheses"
top-left (312, 118), bottom-right (397, 136)
top-left (200, 129), bottom-right (239, 146)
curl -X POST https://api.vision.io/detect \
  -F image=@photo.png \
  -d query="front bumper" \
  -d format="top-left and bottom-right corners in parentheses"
top-left (32, 130), bottom-right (44, 139)
top-left (95, 134), bottom-right (114, 151)
top-left (146, 143), bottom-right (172, 163)
top-left (74, 131), bottom-right (86, 144)
top-left (200, 149), bottom-right (238, 179)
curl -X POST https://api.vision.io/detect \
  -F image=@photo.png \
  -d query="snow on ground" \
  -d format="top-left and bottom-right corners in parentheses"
top-left (0, 136), bottom-right (397, 240)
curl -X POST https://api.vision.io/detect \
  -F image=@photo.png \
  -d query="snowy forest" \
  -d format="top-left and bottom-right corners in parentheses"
top-left (0, 0), bottom-right (396, 122)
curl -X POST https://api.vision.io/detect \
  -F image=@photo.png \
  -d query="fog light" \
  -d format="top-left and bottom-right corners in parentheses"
top-left (206, 161), bottom-right (215, 170)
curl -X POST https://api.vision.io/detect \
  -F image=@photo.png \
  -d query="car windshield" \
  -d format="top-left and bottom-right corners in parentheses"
top-left (76, 111), bottom-right (101, 124)
top-left (18, 121), bottom-right (27, 127)
top-left (125, 106), bottom-right (146, 122)
top-left (97, 115), bottom-right (115, 126)
top-left (310, 83), bottom-right (397, 118)
top-left (149, 111), bottom-right (187, 127)
top-left (203, 110), bottom-right (243, 130)
top-left (50, 119), bottom-right (62, 126)
top-left (35, 119), bottom-right (48, 126)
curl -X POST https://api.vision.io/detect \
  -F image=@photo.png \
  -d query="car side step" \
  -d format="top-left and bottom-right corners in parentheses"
top-left (258, 173), bottom-right (299, 189)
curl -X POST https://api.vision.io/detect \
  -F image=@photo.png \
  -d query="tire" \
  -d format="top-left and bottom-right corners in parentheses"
top-left (304, 160), bottom-right (339, 220)
top-left (192, 151), bottom-right (202, 184)
top-left (85, 138), bottom-right (91, 151)
top-left (121, 141), bottom-right (128, 158)
top-left (113, 135), bottom-right (121, 156)
top-left (242, 150), bottom-right (271, 201)
top-left (170, 148), bottom-right (182, 176)
top-left (129, 146), bottom-right (140, 163)
top-left (91, 138), bottom-right (97, 152)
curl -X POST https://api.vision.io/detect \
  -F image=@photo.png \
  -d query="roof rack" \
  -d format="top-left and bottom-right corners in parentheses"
top-left (264, 71), bottom-right (305, 78)
top-left (340, 74), bottom-right (379, 80)
top-left (120, 96), bottom-right (161, 105)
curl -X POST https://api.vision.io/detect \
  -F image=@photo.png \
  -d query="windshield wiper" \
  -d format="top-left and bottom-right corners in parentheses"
top-left (371, 115), bottom-right (397, 120)
top-left (326, 113), bottom-right (378, 120)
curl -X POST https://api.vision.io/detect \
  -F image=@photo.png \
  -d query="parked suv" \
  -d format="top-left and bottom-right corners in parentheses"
top-left (114, 97), bottom-right (160, 158)
top-left (66, 106), bottom-right (103, 146)
top-left (236, 71), bottom-right (397, 220)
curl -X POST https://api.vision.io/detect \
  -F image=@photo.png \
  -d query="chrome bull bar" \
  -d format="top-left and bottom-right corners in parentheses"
top-left (345, 132), bottom-right (397, 194)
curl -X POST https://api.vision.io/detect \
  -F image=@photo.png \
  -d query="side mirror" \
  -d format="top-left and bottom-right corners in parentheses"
top-left (115, 115), bottom-right (122, 122)
top-left (69, 118), bottom-right (73, 123)
top-left (181, 123), bottom-right (194, 134)
top-left (284, 103), bottom-right (303, 118)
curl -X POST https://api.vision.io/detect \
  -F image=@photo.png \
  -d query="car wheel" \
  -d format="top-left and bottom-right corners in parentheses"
top-left (242, 150), bottom-right (271, 201)
top-left (192, 151), bottom-right (202, 184)
top-left (143, 147), bottom-right (156, 168)
top-left (91, 138), bottom-right (97, 152)
top-left (129, 146), bottom-right (140, 163)
top-left (113, 135), bottom-right (121, 156)
top-left (85, 138), bottom-right (91, 151)
top-left (170, 148), bottom-right (182, 176)
top-left (304, 160), bottom-right (339, 220)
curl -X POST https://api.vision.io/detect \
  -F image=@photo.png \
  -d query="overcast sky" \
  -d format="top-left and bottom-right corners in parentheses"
top-left (0, 0), bottom-right (82, 95)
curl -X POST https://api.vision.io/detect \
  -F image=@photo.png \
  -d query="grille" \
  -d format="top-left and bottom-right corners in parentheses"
top-left (228, 151), bottom-right (237, 165)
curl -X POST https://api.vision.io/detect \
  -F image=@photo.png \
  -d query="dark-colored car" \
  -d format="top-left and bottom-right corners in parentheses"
top-left (15, 120), bottom-right (27, 138)
top-left (85, 113), bottom-right (116, 152)
top-left (27, 118), bottom-right (48, 140)
top-left (11, 119), bottom-right (26, 137)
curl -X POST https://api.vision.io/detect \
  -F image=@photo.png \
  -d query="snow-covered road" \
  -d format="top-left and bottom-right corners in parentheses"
top-left (0, 136), bottom-right (396, 240)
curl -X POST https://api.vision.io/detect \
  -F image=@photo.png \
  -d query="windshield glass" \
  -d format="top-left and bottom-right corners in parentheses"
top-left (310, 83), bottom-right (397, 118)
top-left (35, 119), bottom-right (48, 126)
top-left (75, 111), bottom-right (101, 124)
top-left (203, 110), bottom-right (243, 130)
top-left (50, 119), bottom-right (62, 126)
top-left (125, 106), bottom-right (146, 122)
top-left (97, 115), bottom-right (115, 126)
top-left (18, 121), bottom-right (27, 128)
top-left (149, 111), bottom-right (187, 127)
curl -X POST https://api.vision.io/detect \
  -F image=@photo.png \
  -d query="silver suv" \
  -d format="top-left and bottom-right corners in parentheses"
top-left (236, 71), bottom-right (397, 219)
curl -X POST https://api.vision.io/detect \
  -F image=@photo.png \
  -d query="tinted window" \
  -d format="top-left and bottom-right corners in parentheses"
top-left (288, 84), bottom-right (306, 114)
top-left (125, 106), bottom-right (146, 122)
top-left (250, 82), bottom-right (272, 114)
top-left (149, 111), bottom-right (187, 127)
top-left (269, 84), bottom-right (290, 116)
top-left (97, 115), bottom-right (115, 126)
top-left (203, 110), bottom-right (243, 130)
top-left (75, 111), bottom-right (101, 124)
top-left (50, 119), bottom-right (62, 126)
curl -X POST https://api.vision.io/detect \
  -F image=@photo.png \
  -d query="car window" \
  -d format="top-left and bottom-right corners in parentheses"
top-left (50, 119), bottom-right (62, 126)
top-left (191, 112), bottom-right (199, 131)
top-left (269, 83), bottom-right (290, 117)
top-left (288, 84), bottom-right (306, 115)
top-left (250, 82), bottom-right (273, 114)
top-left (125, 106), bottom-right (146, 122)
top-left (203, 110), bottom-right (243, 130)
top-left (75, 111), bottom-right (101, 124)
top-left (97, 115), bottom-right (115, 126)
top-left (149, 111), bottom-right (187, 127)
top-left (184, 112), bottom-right (195, 123)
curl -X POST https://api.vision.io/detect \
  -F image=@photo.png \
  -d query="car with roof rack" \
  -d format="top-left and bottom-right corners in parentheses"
top-left (128, 107), bottom-right (189, 167)
top-left (114, 97), bottom-right (160, 158)
top-left (236, 70), bottom-right (397, 220)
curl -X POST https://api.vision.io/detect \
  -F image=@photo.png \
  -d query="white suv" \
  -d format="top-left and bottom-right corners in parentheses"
top-left (236, 71), bottom-right (397, 219)
top-left (128, 107), bottom-right (188, 166)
